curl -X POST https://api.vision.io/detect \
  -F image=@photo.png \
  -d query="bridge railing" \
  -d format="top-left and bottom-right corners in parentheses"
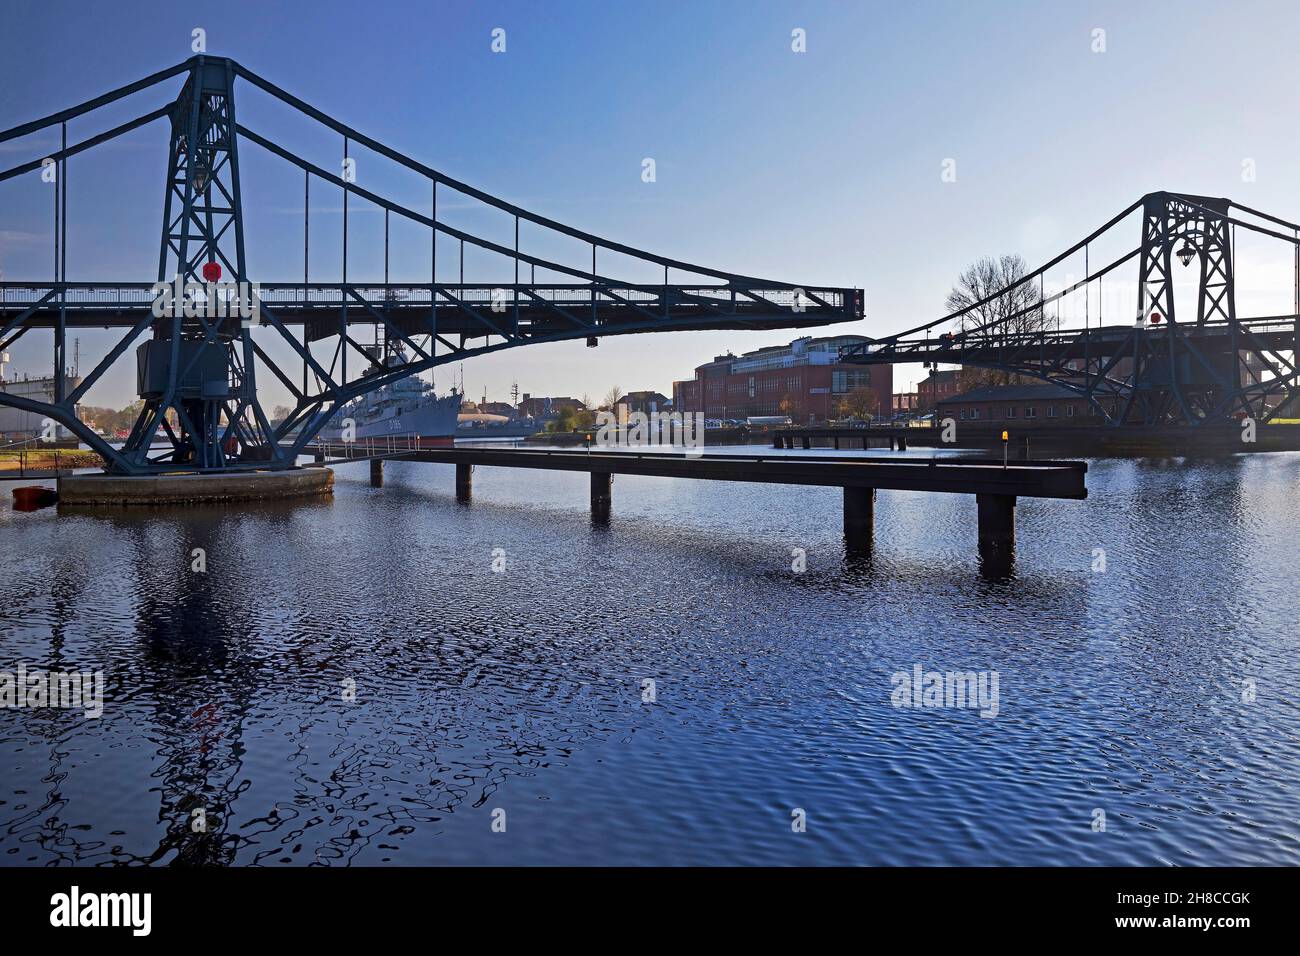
top-left (844, 311), bottom-right (1300, 363)
top-left (0, 283), bottom-right (159, 308)
top-left (1, 282), bottom-right (847, 311)
top-left (312, 432), bottom-right (426, 461)
top-left (0, 436), bottom-right (66, 478)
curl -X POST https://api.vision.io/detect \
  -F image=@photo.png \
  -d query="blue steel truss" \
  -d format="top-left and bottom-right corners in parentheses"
top-left (841, 191), bottom-right (1300, 426)
top-left (0, 56), bottom-right (862, 473)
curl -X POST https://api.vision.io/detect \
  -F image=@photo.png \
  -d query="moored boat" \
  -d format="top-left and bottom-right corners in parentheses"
top-left (319, 353), bottom-right (462, 447)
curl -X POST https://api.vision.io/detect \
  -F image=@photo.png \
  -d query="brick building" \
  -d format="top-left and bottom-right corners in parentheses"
top-left (672, 335), bottom-right (892, 424)
top-left (917, 370), bottom-right (960, 411)
top-left (936, 384), bottom-right (1115, 426)
top-left (892, 392), bottom-right (919, 414)
top-left (674, 379), bottom-right (700, 413)
top-left (622, 390), bottom-right (671, 415)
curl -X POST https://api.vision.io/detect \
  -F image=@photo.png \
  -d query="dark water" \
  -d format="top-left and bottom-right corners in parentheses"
top-left (1, 446), bottom-right (1298, 866)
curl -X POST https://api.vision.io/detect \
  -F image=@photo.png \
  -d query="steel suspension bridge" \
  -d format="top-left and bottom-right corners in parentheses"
top-left (0, 55), bottom-right (861, 475)
top-left (841, 191), bottom-right (1300, 427)
top-left (5, 58), bottom-right (1299, 476)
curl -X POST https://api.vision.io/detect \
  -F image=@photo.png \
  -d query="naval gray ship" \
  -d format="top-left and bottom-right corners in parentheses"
top-left (319, 352), bottom-right (462, 447)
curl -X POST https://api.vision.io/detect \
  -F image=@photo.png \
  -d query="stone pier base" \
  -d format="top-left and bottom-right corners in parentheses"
top-left (58, 468), bottom-right (334, 507)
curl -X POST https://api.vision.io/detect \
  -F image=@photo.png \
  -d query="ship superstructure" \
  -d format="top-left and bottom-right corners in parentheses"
top-left (318, 351), bottom-right (462, 447)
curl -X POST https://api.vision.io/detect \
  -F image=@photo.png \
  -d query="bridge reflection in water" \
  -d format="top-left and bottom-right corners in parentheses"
top-left (2, 452), bottom-right (1297, 865)
top-left (332, 445), bottom-right (1085, 573)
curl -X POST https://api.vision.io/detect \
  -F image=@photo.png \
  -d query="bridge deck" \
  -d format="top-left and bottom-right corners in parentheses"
top-left (0, 282), bottom-right (858, 335)
top-left (322, 446), bottom-right (1084, 566)
top-left (841, 316), bottom-right (1300, 364)
top-left (771, 426), bottom-right (945, 450)
top-left (325, 446), bottom-right (1087, 500)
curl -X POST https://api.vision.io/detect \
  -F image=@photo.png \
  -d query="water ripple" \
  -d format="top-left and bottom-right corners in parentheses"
top-left (1, 451), bottom-right (1298, 864)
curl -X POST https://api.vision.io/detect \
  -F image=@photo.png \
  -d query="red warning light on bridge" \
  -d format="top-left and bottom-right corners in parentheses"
top-left (202, 261), bottom-right (222, 283)
top-left (1149, 311), bottom-right (1162, 324)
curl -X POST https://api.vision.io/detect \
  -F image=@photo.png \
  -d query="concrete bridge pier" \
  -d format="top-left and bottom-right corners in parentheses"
top-left (843, 486), bottom-right (875, 552)
top-left (370, 458), bottom-right (383, 487)
top-left (976, 494), bottom-right (1016, 566)
top-left (591, 471), bottom-right (613, 522)
top-left (455, 463), bottom-right (473, 501)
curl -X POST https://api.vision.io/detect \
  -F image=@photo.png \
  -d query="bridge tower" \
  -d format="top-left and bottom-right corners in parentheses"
top-left (0, 55), bottom-right (860, 475)
top-left (124, 57), bottom-right (282, 472)
top-left (839, 189), bottom-right (1299, 427)
top-left (1129, 193), bottom-right (1246, 423)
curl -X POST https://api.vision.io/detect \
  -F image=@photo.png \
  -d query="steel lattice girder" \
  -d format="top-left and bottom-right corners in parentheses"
top-left (0, 55), bottom-right (862, 473)
top-left (840, 191), bottom-right (1300, 426)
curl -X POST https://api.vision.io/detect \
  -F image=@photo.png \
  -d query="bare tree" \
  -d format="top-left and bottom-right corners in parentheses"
top-left (944, 254), bottom-right (1045, 387)
top-left (603, 385), bottom-right (625, 410)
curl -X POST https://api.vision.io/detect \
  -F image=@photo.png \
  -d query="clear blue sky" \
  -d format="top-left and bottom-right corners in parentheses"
top-left (2, 0), bottom-right (1298, 409)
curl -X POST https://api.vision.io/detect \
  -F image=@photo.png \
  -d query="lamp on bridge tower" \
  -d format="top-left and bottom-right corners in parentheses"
top-left (1177, 240), bottom-right (1198, 268)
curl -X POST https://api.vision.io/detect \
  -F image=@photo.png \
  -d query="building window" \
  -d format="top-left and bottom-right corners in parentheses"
top-left (1005, 406), bottom-right (1016, 419)
top-left (969, 407), bottom-right (979, 420)
top-left (960, 408), bottom-right (967, 420)
top-left (1025, 406), bottom-right (1037, 419)
top-left (831, 369), bottom-right (871, 394)
top-left (1066, 404), bottom-right (1075, 418)
top-left (1047, 406), bottom-right (1058, 418)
